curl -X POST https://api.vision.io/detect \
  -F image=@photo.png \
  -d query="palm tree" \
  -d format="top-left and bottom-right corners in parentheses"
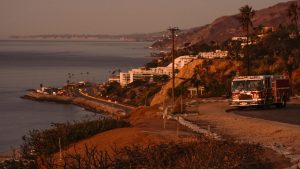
top-left (223, 40), bottom-right (242, 59)
top-left (287, 2), bottom-right (300, 33)
top-left (236, 5), bottom-right (255, 75)
top-left (86, 72), bottom-right (90, 82)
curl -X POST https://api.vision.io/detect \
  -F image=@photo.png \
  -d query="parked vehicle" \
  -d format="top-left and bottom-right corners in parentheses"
top-left (230, 75), bottom-right (290, 108)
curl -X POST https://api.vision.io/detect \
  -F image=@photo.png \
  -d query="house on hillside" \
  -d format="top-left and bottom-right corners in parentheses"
top-left (108, 75), bottom-right (120, 83)
top-left (167, 55), bottom-right (196, 69)
top-left (198, 50), bottom-right (228, 59)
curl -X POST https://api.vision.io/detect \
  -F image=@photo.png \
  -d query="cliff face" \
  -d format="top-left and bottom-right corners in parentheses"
top-left (152, 0), bottom-right (300, 49)
top-left (150, 59), bottom-right (203, 106)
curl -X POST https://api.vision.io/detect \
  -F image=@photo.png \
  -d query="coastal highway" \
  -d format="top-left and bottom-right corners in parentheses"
top-left (77, 90), bottom-right (134, 113)
top-left (188, 99), bottom-right (300, 126)
top-left (229, 102), bottom-right (300, 125)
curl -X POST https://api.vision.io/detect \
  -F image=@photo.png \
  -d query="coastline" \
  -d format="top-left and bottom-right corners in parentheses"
top-left (0, 91), bottom-right (132, 162)
top-left (4, 92), bottom-right (294, 168)
top-left (22, 92), bottom-right (130, 119)
top-left (0, 150), bottom-right (14, 163)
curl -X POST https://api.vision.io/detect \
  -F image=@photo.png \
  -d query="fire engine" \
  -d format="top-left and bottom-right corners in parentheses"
top-left (230, 75), bottom-right (290, 108)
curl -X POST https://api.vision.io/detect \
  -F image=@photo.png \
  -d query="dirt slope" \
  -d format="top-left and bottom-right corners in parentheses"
top-left (59, 106), bottom-right (195, 157)
top-left (150, 59), bottom-right (204, 106)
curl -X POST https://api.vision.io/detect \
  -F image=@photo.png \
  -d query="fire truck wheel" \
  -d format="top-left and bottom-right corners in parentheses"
top-left (275, 103), bottom-right (282, 108)
top-left (281, 96), bottom-right (287, 108)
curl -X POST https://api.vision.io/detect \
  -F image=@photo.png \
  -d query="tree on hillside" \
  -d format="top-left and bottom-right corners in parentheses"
top-left (251, 25), bottom-right (264, 43)
top-left (178, 42), bottom-right (213, 56)
top-left (222, 40), bottom-right (242, 59)
top-left (287, 48), bottom-right (300, 95)
top-left (236, 5), bottom-right (255, 75)
top-left (111, 69), bottom-right (121, 76)
top-left (263, 26), bottom-right (300, 95)
top-left (287, 2), bottom-right (300, 32)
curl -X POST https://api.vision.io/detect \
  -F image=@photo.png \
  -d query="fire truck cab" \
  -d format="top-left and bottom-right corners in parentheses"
top-left (230, 75), bottom-right (290, 108)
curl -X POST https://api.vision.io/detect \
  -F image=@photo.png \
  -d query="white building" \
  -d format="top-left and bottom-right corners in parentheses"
top-left (232, 36), bottom-right (256, 47)
top-left (151, 67), bottom-right (173, 77)
top-left (114, 55), bottom-right (196, 86)
top-left (129, 68), bottom-right (154, 84)
top-left (232, 36), bottom-right (247, 42)
top-left (118, 67), bottom-right (173, 86)
top-left (120, 72), bottom-right (131, 86)
top-left (108, 75), bottom-right (120, 83)
top-left (167, 55), bottom-right (196, 69)
top-left (198, 50), bottom-right (228, 59)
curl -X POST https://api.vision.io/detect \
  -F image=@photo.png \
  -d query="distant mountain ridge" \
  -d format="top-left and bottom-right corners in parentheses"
top-left (152, 0), bottom-right (300, 49)
top-left (9, 32), bottom-right (166, 42)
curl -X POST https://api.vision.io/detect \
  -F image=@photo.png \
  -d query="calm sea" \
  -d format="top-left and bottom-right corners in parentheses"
top-left (0, 40), bottom-right (152, 152)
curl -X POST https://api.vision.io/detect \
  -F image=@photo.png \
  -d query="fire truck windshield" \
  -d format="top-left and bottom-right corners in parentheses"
top-left (232, 80), bottom-right (263, 92)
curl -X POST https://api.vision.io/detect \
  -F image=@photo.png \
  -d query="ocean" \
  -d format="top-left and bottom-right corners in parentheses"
top-left (0, 40), bottom-right (152, 152)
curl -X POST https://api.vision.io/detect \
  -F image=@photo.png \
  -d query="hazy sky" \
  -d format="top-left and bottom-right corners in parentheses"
top-left (0, 0), bottom-right (289, 38)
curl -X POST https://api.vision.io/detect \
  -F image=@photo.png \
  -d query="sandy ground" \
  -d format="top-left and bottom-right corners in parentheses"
top-left (59, 106), bottom-right (196, 157)
top-left (185, 100), bottom-right (300, 166)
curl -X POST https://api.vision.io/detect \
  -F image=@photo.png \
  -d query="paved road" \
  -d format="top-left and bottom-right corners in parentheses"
top-left (77, 90), bottom-right (133, 113)
top-left (230, 103), bottom-right (300, 125)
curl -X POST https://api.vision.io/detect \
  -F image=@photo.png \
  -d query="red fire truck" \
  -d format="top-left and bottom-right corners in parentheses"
top-left (230, 75), bottom-right (290, 108)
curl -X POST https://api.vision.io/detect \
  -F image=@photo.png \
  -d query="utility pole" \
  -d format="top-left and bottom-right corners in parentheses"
top-left (144, 93), bottom-right (148, 107)
top-left (168, 27), bottom-right (179, 111)
top-left (246, 25), bottom-right (250, 75)
top-left (59, 137), bottom-right (62, 161)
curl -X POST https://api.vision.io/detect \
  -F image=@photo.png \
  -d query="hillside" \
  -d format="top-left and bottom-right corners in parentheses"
top-left (150, 59), bottom-right (241, 106)
top-left (150, 59), bottom-right (203, 106)
top-left (152, 0), bottom-right (300, 49)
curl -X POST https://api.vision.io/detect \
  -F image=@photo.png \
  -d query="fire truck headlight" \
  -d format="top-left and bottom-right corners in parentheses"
top-left (252, 93), bottom-right (259, 100)
top-left (232, 94), bottom-right (239, 100)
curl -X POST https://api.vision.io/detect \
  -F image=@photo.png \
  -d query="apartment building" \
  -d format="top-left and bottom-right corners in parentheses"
top-left (111, 55), bottom-right (196, 86)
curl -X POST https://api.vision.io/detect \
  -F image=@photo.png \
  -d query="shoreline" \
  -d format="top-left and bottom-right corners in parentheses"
top-left (0, 90), bottom-right (131, 162)
top-left (22, 92), bottom-right (130, 119)
top-left (0, 150), bottom-right (14, 162)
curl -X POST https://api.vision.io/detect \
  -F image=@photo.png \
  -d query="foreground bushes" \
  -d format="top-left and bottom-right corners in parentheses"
top-left (2, 133), bottom-right (273, 169)
top-left (40, 138), bottom-right (272, 169)
top-left (20, 118), bottom-right (131, 160)
top-left (2, 119), bottom-right (274, 169)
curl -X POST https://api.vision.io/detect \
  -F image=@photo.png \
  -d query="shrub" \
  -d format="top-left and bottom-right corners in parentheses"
top-left (167, 84), bottom-right (188, 98)
top-left (105, 81), bottom-right (123, 96)
top-left (153, 75), bottom-right (170, 83)
top-left (39, 138), bottom-right (272, 169)
top-left (0, 159), bottom-right (37, 169)
top-left (20, 119), bottom-right (131, 160)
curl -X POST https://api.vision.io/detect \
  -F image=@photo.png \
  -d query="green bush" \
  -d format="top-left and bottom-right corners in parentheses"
top-left (167, 84), bottom-right (188, 98)
top-left (20, 119), bottom-right (131, 160)
top-left (105, 81), bottom-right (123, 96)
